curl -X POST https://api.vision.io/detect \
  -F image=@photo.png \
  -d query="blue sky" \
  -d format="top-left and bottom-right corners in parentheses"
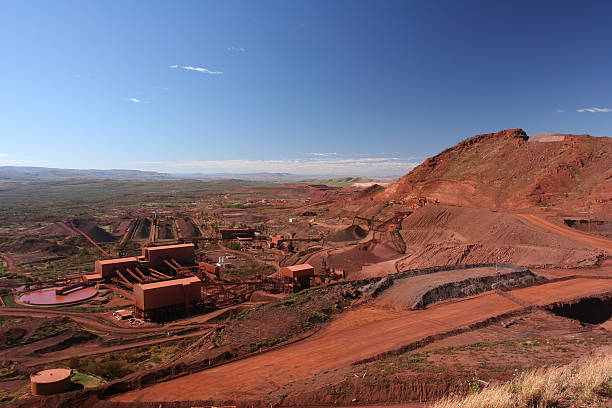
top-left (0, 0), bottom-right (611, 176)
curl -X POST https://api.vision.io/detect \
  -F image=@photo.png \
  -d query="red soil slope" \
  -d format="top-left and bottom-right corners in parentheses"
top-left (377, 129), bottom-right (611, 212)
top-left (395, 205), bottom-right (606, 269)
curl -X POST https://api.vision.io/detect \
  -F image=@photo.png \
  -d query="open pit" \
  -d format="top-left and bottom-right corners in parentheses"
top-left (548, 296), bottom-right (612, 325)
top-left (564, 218), bottom-right (612, 239)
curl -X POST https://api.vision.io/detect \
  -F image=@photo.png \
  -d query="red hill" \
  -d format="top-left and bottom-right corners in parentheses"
top-left (377, 128), bottom-right (611, 213)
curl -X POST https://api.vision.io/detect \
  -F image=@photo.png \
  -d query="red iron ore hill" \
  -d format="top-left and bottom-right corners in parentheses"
top-left (373, 128), bottom-right (611, 213)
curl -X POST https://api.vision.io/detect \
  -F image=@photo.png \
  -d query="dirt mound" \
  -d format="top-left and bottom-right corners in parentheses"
top-left (176, 217), bottom-right (200, 238)
top-left (326, 241), bottom-right (401, 275)
top-left (0, 236), bottom-right (76, 255)
top-left (328, 225), bottom-right (368, 242)
top-left (374, 129), bottom-right (611, 211)
top-left (356, 183), bottom-right (386, 199)
top-left (72, 219), bottom-right (116, 242)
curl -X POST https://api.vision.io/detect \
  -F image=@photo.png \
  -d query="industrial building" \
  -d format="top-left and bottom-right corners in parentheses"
top-left (199, 262), bottom-right (220, 275)
top-left (279, 264), bottom-right (315, 291)
top-left (133, 276), bottom-right (202, 321)
top-left (90, 243), bottom-right (197, 288)
top-left (268, 235), bottom-right (284, 248)
top-left (30, 368), bottom-right (72, 395)
top-left (139, 243), bottom-right (195, 268)
top-left (95, 257), bottom-right (139, 278)
top-left (82, 273), bottom-right (103, 284)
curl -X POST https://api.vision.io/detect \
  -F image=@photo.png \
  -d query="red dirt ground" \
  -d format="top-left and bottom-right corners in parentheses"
top-left (111, 276), bottom-right (612, 403)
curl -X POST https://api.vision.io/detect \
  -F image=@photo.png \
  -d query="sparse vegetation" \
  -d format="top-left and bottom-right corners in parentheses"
top-left (221, 262), bottom-right (274, 281)
top-left (429, 355), bottom-right (612, 408)
top-left (62, 342), bottom-right (186, 380)
top-left (71, 371), bottom-right (105, 388)
top-left (27, 317), bottom-right (78, 343)
top-left (1, 294), bottom-right (17, 307)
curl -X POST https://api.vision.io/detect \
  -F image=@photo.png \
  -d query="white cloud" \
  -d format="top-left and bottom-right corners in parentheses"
top-left (226, 46), bottom-right (245, 52)
top-left (127, 97), bottom-right (142, 103)
top-left (133, 156), bottom-right (419, 176)
top-left (0, 157), bottom-right (38, 166)
top-left (577, 107), bottom-right (612, 113)
top-left (168, 64), bottom-right (179, 69)
top-left (308, 152), bottom-right (339, 157)
top-left (183, 66), bottom-right (223, 75)
top-left (556, 109), bottom-right (565, 113)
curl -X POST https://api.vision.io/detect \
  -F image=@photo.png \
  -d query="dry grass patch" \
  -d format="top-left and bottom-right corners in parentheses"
top-left (430, 354), bottom-right (612, 407)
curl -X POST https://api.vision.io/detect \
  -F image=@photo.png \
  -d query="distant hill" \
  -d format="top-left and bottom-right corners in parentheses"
top-left (0, 166), bottom-right (175, 182)
top-left (0, 166), bottom-right (401, 183)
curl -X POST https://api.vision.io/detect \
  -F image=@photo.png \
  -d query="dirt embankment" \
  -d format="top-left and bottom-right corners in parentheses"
top-left (374, 265), bottom-right (539, 310)
top-left (393, 205), bottom-right (607, 269)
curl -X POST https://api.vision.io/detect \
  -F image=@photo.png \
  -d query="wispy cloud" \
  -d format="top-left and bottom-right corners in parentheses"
top-left (0, 156), bottom-right (39, 166)
top-left (226, 46), bottom-right (245, 52)
top-left (577, 107), bottom-right (612, 113)
top-left (308, 152), bottom-right (339, 157)
top-left (182, 66), bottom-right (223, 75)
top-left (556, 109), bottom-right (565, 113)
top-left (133, 156), bottom-right (419, 176)
top-left (168, 64), bottom-right (179, 69)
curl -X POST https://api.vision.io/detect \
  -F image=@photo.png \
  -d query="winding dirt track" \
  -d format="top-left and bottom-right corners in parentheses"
top-left (517, 214), bottom-right (612, 253)
top-left (0, 308), bottom-right (167, 334)
top-left (112, 276), bottom-right (612, 403)
top-left (18, 328), bottom-right (212, 367)
top-left (0, 307), bottom-right (217, 335)
top-left (0, 253), bottom-right (17, 274)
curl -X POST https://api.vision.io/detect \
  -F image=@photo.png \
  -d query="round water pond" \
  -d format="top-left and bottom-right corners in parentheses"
top-left (19, 286), bottom-right (97, 306)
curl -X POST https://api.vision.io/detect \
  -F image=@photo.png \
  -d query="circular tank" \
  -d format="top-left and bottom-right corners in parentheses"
top-left (19, 286), bottom-right (97, 306)
top-left (30, 368), bottom-right (72, 395)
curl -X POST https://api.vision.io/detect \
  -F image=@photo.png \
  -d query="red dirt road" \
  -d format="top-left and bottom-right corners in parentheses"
top-left (510, 278), bottom-right (612, 306)
top-left (0, 307), bottom-right (214, 335)
top-left (517, 214), bottom-right (612, 253)
top-left (112, 277), bottom-right (612, 403)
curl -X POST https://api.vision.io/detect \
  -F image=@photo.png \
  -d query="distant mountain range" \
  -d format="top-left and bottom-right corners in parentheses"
top-left (0, 166), bottom-right (399, 183)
